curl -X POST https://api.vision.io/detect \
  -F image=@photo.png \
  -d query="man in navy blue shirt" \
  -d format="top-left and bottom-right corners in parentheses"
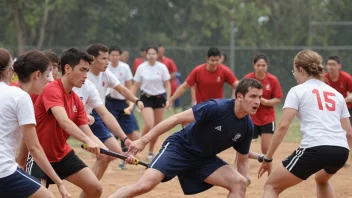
top-left (109, 78), bottom-right (263, 198)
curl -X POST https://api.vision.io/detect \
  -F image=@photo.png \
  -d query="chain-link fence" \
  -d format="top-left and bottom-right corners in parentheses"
top-left (5, 45), bottom-right (352, 108)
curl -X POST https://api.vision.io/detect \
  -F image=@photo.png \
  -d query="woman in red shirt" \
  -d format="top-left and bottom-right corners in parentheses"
top-left (244, 53), bottom-right (283, 154)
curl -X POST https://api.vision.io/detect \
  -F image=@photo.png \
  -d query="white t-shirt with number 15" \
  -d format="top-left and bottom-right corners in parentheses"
top-left (284, 79), bottom-right (350, 149)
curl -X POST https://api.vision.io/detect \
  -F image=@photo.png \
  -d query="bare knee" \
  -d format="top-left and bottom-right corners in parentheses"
top-left (228, 175), bottom-right (247, 193)
top-left (264, 182), bottom-right (283, 194)
top-left (84, 181), bottom-right (103, 196)
top-left (144, 122), bottom-right (154, 131)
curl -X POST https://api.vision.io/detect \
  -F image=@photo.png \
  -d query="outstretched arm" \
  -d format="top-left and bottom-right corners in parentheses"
top-left (258, 108), bottom-right (297, 178)
top-left (167, 82), bottom-right (191, 108)
top-left (127, 108), bottom-right (195, 155)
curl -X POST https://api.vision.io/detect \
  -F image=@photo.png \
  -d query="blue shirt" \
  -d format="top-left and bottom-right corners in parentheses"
top-left (166, 99), bottom-right (253, 157)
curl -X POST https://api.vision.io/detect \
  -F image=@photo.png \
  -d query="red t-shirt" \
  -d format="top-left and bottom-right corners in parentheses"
top-left (186, 64), bottom-right (237, 104)
top-left (244, 72), bottom-right (283, 126)
top-left (34, 79), bottom-right (88, 162)
top-left (159, 56), bottom-right (178, 95)
top-left (324, 71), bottom-right (352, 109)
top-left (132, 58), bottom-right (145, 74)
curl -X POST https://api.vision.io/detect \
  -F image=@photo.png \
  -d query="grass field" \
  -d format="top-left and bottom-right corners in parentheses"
top-left (68, 104), bottom-right (302, 146)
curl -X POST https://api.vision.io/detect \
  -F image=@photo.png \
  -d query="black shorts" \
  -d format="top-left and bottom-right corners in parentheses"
top-left (349, 108), bottom-right (352, 123)
top-left (140, 92), bottom-right (166, 109)
top-left (26, 150), bottom-right (87, 185)
top-left (282, 146), bottom-right (349, 180)
top-left (252, 122), bottom-right (275, 139)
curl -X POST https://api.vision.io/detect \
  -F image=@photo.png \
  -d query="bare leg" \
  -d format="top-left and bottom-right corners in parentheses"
top-left (262, 164), bottom-right (303, 198)
top-left (260, 133), bottom-right (273, 154)
top-left (204, 165), bottom-right (247, 198)
top-left (108, 168), bottom-right (165, 198)
top-left (315, 170), bottom-right (335, 198)
top-left (149, 108), bottom-right (164, 154)
top-left (65, 167), bottom-right (103, 198)
top-left (91, 137), bottom-right (122, 179)
top-left (127, 130), bottom-right (140, 141)
top-left (29, 186), bottom-right (55, 198)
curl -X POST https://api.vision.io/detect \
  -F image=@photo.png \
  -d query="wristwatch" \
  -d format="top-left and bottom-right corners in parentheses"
top-left (258, 154), bottom-right (265, 163)
top-left (264, 157), bottom-right (273, 163)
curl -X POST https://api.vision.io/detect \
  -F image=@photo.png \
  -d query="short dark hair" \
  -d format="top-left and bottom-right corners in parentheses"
top-left (327, 55), bottom-right (341, 64)
top-left (86, 43), bottom-right (108, 58)
top-left (43, 50), bottom-right (60, 64)
top-left (158, 44), bottom-right (164, 48)
top-left (0, 48), bottom-right (12, 79)
top-left (13, 50), bottom-right (50, 83)
top-left (140, 47), bottom-right (146, 52)
top-left (146, 46), bottom-right (158, 53)
top-left (60, 48), bottom-right (93, 75)
top-left (253, 53), bottom-right (269, 64)
top-left (235, 78), bottom-right (263, 98)
top-left (109, 46), bottom-right (122, 55)
top-left (207, 47), bottom-right (221, 58)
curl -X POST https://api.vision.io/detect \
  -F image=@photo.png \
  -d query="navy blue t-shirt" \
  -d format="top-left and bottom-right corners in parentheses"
top-left (166, 99), bottom-right (254, 157)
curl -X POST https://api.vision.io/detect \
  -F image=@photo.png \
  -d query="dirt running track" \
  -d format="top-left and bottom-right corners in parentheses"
top-left (50, 135), bottom-right (352, 198)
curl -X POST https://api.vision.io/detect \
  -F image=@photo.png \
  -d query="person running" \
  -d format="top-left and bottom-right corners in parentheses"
top-left (132, 47), bottom-right (146, 75)
top-left (166, 47), bottom-right (239, 107)
top-left (131, 46), bottom-right (171, 161)
top-left (29, 48), bottom-right (108, 198)
top-left (108, 78), bottom-right (263, 198)
top-left (243, 53), bottom-right (283, 154)
top-left (0, 48), bottom-right (70, 198)
top-left (259, 50), bottom-right (352, 198)
top-left (323, 55), bottom-right (352, 123)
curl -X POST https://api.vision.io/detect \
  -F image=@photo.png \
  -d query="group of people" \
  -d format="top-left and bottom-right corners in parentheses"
top-left (0, 44), bottom-right (351, 198)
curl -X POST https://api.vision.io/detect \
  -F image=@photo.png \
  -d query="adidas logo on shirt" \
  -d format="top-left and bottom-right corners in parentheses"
top-left (215, 126), bottom-right (221, 131)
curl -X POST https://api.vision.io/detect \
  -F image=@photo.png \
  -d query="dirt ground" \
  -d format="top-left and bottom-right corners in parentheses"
top-left (50, 135), bottom-right (352, 198)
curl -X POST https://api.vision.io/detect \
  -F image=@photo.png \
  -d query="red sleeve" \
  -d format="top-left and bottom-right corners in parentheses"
top-left (168, 59), bottom-right (178, 73)
top-left (272, 77), bottom-right (283, 99)
top-left (346, 74), bottom-right (352, 93)
top-left (224, 66), bottom-right (237, 85)
top-left (73, 94), bottom-right (88, 126)
top-left (132, 59), bottom-right (138, 73)
top-left (42, 86), bottom-right (65, 112)
top-left (29, 94), bottom-right (39, 104)
top-left (186, 67), bottom-right (198, 86)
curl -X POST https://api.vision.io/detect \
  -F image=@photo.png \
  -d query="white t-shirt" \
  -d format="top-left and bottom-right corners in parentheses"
top-left (107, 61), bottom-right (133, 100)
top-left (284, 79), bottom-right (350, 149)
top-left (0, 82), bottom-right (36, 178)
top-left (72, 80), bottom-right (103, 114)
top-left (133, 61), bottom-right (170, 95)
top-left (86, 70), bottom-right (120, 113)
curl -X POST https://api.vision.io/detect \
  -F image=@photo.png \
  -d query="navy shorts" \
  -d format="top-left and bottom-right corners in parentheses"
top-left (105, 97), bottom-right (139, 134)
top-left (282, 146), bottom-right (349, 180)
top-left (89, 110), bottom-right (113, 143)
top-left (150, 141), bottom-right (227, 195)
top-left (252, 122), bottom-right (275, 139)
top-left (0, 167), bottom-right (41, 198)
